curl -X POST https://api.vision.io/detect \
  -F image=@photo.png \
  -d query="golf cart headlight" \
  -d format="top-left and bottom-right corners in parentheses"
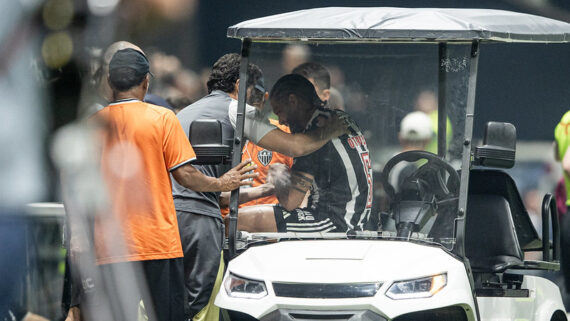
top-left (224, 273), bottom-right (267, 299)
top-left (386, 273), bottom-right (447, 300)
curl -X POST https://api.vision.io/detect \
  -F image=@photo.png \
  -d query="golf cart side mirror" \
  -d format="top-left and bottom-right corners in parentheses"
top-left (474, 121), bottom-right (516, 168)
top-left (189, 119), bottom-right (232, 165)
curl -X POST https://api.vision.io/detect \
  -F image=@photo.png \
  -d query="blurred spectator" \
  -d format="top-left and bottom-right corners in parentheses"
top-left (174, 69), bottom-right (206, 102)
top-left (554, 109), bottom-right (570, 291)
top-left (388, 111), bottom-right (434, 191)
top-left (525, 189), bottom-right (543, 237)
top-left (166, 96), bottom-right (192, 114)
top-left (329, 87), bottom-right (345, 111)
top-left (414, 90), bottom-right (452, 155)
top-left (556, 178), bottom-right (567, 218)
top-left (281, 44), bottom-right (310, 74)
top-left (292, 61), bottom-right (345, 111)
top-left (524, 189), bottom-right (544, 260)
top-left (145, 51), bottom-right (205, 108)
top-left (79, 41), bottom-right (143, 118)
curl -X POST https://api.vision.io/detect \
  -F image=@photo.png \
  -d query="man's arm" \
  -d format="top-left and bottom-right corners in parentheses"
top-left (256, 116), bottom-right (347, 158)
top-left (219, 183), bottom-right (275, 208)
top-left (171, 159), bottom-right (257, 192)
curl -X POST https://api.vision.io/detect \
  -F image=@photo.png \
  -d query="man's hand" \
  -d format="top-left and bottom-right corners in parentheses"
top-left (316, 113), bottom-right (350, 138)
top-left (173, 159), bottom-right (257, 192)
top-left (64, 306), bottom-right (81, 321)
top-left (257, 182), bottom-right (275, 197)
top-left (218, 159), bottom-right (258, 192)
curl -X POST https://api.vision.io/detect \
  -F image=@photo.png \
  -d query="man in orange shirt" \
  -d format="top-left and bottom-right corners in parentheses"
top-left (89, 48), bottom-right (255, 321)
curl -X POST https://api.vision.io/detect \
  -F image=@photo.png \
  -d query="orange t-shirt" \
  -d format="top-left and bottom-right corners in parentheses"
top-left (93, 100), bottom-right (195, 265)
top-left (221, 120), bottom-right (293, 217)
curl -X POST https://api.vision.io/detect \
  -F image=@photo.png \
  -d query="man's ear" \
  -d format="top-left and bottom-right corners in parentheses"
top-left (142, 74), bottom-right (150, 92)
top-left (321, 88), bottom-right (331, 102)
top-left (234, 79), bottom-right (240, 94)
top-left (288, 93), bottom-right (298, 106)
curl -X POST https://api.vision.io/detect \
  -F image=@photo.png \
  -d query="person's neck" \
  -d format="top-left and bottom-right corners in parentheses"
top-left (228, 90), bottom-right (238, 100)
top-left (113, 89), bottom-right (145, 102)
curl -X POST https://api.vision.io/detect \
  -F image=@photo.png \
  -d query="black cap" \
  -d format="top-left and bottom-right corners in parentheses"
top-left (109, 48), bottom-right (153, 78)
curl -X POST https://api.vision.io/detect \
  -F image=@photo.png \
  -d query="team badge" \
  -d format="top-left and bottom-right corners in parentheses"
top-left (257, 149), bottom-right (273, 166)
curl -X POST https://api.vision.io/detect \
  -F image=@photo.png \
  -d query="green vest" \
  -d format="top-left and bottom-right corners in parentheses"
top-left (554, 110), bottom-right (570, 205)
top-left (425, 111), bottom-right (453, 155)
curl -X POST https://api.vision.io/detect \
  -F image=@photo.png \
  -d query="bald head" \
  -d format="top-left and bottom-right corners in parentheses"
top-left (103, 41), bottom-right (142, 67)
top-left (98, 41), bottom-right (143, 101)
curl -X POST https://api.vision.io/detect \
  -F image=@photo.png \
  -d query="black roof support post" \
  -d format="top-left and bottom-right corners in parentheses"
top-left (438, 42), bottom-right (448, 159)
top-left (228, 38), bottom-right (251, 259)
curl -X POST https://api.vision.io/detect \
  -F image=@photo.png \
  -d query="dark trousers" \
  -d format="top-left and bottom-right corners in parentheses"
top-left (176, 211), bottom-right (224, 319)
top-left (99, 258), bottom-right (185, 321)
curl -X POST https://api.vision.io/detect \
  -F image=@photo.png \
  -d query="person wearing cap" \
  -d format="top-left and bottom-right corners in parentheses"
top-left (174, 53), bottom-right (347, 320)
top-left (87, 48), bottom-right (256, 321)
top-left (388, 111), bottom-right (435, 191)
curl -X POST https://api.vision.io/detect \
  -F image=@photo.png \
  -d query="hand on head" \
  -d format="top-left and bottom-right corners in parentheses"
top-left (318, 113), bottom-right (350, 138)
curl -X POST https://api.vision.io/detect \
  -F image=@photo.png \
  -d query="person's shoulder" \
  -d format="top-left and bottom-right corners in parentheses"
top-left (144, 102), bottom-right (176, 117)
top-left (184, 92), bottom-right (231, 113)
top-left (269, 118), bottom-right (289, 133)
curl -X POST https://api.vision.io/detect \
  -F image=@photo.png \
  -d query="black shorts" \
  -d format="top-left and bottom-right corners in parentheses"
top-left (273, 205), bottom-right (338, 233)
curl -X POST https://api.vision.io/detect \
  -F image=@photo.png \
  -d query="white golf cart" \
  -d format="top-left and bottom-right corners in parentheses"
top-left (194, 7), bottom-right (570, 321)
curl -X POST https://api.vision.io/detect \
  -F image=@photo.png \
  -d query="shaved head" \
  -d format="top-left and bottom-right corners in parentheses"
top-left (103, 41), bottom-right (142, 67)
top-left (99, 41), bottom-right (143, 101)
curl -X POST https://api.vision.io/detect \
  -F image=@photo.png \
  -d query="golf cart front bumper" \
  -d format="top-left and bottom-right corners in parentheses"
top-left (257, 309), bottom-right (386, 321)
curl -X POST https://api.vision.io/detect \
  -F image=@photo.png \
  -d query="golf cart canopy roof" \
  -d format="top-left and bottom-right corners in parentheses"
top-left (228, 7), bottom-right (570, 43)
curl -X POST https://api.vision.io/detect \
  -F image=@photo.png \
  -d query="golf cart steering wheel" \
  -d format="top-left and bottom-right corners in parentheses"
top-left (382, 150), bottom-right (459, 201)
top-left (381, 150), bottom-right (460, 238)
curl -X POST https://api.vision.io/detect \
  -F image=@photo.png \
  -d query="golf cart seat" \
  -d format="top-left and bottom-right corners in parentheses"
top-left (465, 194), bottom-right (523, 272)
top-left (464, 169), bottom-right (535, 273)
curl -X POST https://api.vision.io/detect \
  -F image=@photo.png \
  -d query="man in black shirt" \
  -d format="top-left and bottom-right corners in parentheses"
top-left (238, 74), bottom-right (373, 233)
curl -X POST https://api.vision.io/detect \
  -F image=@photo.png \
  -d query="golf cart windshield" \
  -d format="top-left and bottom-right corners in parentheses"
top-left (228, 7), bottom-right (570, 255)
top-left (238, 41), bottom-right (468, 250)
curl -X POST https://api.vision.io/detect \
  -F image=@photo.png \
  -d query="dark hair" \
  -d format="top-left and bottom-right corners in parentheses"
top-left (207, 53), bottom-right (241, 94)
top-left (270, 74), bottom-right (325, 108)
top-left (247, 63), bottom-right (263, 90)
top-left (108, 67), bottom-right (147, 91)
top-left (292, 62), bottom-right (330, 90)
top-left (206, 53), bottom-right (265, 98)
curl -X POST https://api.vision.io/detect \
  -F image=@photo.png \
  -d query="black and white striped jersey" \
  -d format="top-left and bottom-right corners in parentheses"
top-left (292, 108), bottom-right (373, 231)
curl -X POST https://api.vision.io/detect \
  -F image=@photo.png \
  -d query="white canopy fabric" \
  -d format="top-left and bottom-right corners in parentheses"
top-left (227, 7), bottom-right (570, 43)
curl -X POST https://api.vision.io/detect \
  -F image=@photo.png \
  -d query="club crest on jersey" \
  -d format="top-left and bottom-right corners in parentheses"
top-left (257, 149), bottom-right (273, 166)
